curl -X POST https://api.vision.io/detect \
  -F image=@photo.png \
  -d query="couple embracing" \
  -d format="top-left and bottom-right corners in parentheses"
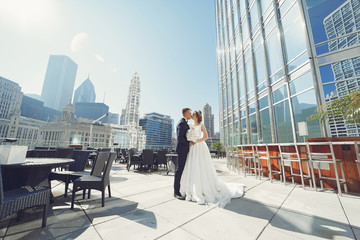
top-left (174, 108), bottom-right (244, 208)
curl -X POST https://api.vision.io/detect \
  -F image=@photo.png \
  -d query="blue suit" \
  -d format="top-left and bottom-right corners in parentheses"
top-left (174, 118), bottom-right (190, 194)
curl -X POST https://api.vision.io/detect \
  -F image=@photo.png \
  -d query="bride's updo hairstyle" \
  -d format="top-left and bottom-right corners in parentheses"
top-left (194, 110), bottom-right (202, 124)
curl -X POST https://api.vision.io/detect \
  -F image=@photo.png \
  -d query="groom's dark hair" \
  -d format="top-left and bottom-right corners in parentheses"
top-left (182, 108), bottom-right (191, 116)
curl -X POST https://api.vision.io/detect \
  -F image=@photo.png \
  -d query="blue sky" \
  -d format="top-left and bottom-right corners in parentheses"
top-left (0, 0), bottom-right (219, 131)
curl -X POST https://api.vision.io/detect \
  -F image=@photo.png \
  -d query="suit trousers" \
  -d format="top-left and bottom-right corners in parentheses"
top-left (174, 152), bottom-right (187, 194)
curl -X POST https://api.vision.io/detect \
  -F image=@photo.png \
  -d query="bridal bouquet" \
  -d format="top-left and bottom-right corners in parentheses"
top-left (186, 128), bottom-right (201, 142)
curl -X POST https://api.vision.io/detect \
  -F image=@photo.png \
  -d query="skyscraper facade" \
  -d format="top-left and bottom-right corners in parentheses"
top-left (215, 0), bottom-right (360, 146)
top-left (73, 77), bottom-right (96, 103)
top-left (124, 73), bottom-right (140, 126)
top-left (203, 103), bottom-right (215, 138)
top-left (74, 102), bottom-right (109, 122)
top-left (139, 112), bottom-right (173, 150)
top-left (41, 55), bottom-right (78, 111)
top-left (323, 0), bottom-right (360, 137)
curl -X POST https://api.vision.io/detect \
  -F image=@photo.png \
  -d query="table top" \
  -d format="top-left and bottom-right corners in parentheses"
top-left (1, 158), bottom-right (74, 168)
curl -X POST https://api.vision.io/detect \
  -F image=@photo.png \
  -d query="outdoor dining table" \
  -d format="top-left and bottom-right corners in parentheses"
top-left (1, 158), bottom-right (74, 192)
top-left (166, 153), bottom-right (178, 175)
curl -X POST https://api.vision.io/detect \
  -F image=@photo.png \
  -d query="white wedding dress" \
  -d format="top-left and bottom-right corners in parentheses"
top-left (180, 123), bottom-right (244, 208)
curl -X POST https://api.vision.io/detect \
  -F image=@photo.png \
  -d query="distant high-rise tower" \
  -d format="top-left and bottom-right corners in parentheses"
top-left (124, 73), bottom-right (140, 126)
top-left (203, 103), bottom-right (214, 138)
top-left (73, 77), bottom-right (96, 103)
top-left (41, 55), bottom-right (78, 111)
top-left (119, 108), bottom-right (126, 125)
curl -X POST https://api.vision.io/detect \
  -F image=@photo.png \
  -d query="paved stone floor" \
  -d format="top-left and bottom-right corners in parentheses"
top-left (1, 158), bottom-right (359, 240)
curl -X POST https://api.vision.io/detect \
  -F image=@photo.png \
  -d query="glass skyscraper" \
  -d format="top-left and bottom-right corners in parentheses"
top-left (124, 73), bottom-right (141, 126)
top-left (41, 55), bottom-right (78, 111)
top-left (139, 112), bottom-right (173, 150)
top-left (73, 77), bottom-right (96, 103)
top-left (215, 0), bottom-right (360, 146)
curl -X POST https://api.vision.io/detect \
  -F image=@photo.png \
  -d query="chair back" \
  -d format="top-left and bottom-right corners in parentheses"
top-left (157, 150), bottom-right (167, 165)
top-left (0, 166), bottom-right (3, 205)
top-left (306, 142), bottom-right (335, 162)
top-left (69, 151), bottom-right (90, 171)
top-left (278, 143), bottom-right (300, 160)
top-left (56, 148), bottom-right (74, 158)
top-left (142, 149), bottom-right (154, 165)
top-left (102, 152), bottom-right (116, 184)
top-left (98, 148), bottom-right (111, 152)
top-left (128, 148), bottom-right (135, 162)
top-left (91, 152), bottom-right (110, 176)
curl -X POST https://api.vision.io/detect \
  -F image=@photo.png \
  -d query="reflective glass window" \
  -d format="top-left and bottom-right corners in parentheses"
top-left (245, 50), bottom-right (254, 95)
top-left (260, 108), bottom-right (272, 143)
top-left (260, 0), bottom-right (272, 16)
top-left (272, 85), bottom-right (288, 103)
top-left (249, 114), bottom-right (258, 144)
top-left (259, 96), bottom-right (268, 110)
top-left (289, 71), bottom-right (313, 96)
top-left (250, 1), bottom-right (259, 33)
top-left (238, 65), bottom-right (245, 99)
top-left (274, 100), bottom-right (293, 142)
top-left (265, 28), bottom-right (283, 80)
top-left (254, 46), bottom-right (266, 90)
top-left (281, 3), bottom-right (308, 67)
top-left (235, 31), bottom-right (242, 55)
top-left (249, 102), bottom-right (256, 114)
top-left (231, 70), bottom-right (238, 103)
top-left (291, 89), bottom-right (322, 141)
top-left (242, 17), bottom-right (250, 44)
top-left (239, 0), bottom-right (246, 18)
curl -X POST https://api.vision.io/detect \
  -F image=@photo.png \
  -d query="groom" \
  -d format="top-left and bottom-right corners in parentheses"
top-left (174, 108), bottom-right (194, 200)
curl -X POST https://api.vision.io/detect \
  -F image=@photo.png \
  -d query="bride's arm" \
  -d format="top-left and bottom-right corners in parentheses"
top-left (195, 124), bottom-right (208, 143)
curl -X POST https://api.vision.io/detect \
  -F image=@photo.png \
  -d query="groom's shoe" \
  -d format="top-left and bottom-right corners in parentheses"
top-left (174, 193), bottom-right (185, 200)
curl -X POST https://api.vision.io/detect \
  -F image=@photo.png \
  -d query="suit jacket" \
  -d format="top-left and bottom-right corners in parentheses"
top-left (175, 118), bottom-right (190, 154)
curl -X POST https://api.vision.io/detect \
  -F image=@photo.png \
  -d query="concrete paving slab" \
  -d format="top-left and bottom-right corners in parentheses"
top-left (353, 227), bottom-right (360, 240)
top-left (148, 198), bottom-right (215, 227)
top-left (242, 180), bottom-right (295, 208)
top-left (258, 209), bottom-right (355, 240)
top-left (4, 201), bottom-right (91, 240)
top-left (282, 186), bottom-right (349, 226)
top-left (181, 198), bottom-right (277, 240)
top-left (94, 209), bottom-right (177, 240)
top-left (157, 227), bottom-right (201, 240)
top-left (0, 219), bottom-right (10, 238)
top-left (124, 189), bottom-right (174, 209)
top-left (54, 225), bottom-right (102, 240)
top-left (338, 195), bottom-right (360, 228)
top-left (80, 196), bottom-right (141, 225)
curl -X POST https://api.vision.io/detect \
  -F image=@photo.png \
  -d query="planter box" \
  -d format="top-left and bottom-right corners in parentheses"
top-left (0, 145), bottom-right (28, 164)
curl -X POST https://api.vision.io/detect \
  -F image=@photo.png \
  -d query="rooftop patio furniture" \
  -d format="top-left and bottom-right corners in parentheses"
top-left (120, 149), bottom-right (128, 163)
top-left (156, 150), bottom-right (168, 171)
top-left (142, 149), bottom-right (154, 171)
top-left (355, 142), bottom-right (360, 178)
top-left (0, 165), bottom-right (51, 227)
top-left (55, 148), bottom-right (74, 158)
top-left (71, 152), bottom-right (116, 208)
top-left (307, 142), bottom-right (347, 195)
top-left (279, 143), bottom-right (312, 189)
top-left (49, 151), bottom-right (91, 197)
top-left (256, 144), bottom-right (283, 183)
top-left (127, 148), bottom-right (142, 171)
top-left (241, 145), bottom-right (262, 178)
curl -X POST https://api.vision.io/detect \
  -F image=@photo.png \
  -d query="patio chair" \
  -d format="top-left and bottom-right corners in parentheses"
top-left (120, 149), bottom-right (128, 163)
top-left (142, 149), bottom-right (154, 171)
top-left (306, 142), bottom-right (347, 195)
top-left (255, 144), bottom-right (282, 183)
top-left (49, 150), bottom-right (91, 197)
top-left (355, 142), bottom-right (360, 179)
top-left (127, 148), bottom-right (143, 171)
top-left (0, 166), bottom-right (51, 227)
top-left (156, 150), bottom-right (168, 170)
top-left (241, 145), bottom-right (261, 178)
top-left (71, 152), bottom-right (116, 208)
top-left (279, 143), bottom-right (312, 189)
top-left (55, 148), bottom-right (74, 158)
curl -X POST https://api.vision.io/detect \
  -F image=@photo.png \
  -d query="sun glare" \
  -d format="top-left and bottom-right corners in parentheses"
top-left (0, 0), bottom-right (57, 30)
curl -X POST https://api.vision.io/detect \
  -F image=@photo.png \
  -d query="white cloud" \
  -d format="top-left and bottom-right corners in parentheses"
top-left (71, 32), bottom-right (89, 53)
top-left (112, 67), bottom-right (117, 72)
top-left (95, 54), bottom-right (105, 63)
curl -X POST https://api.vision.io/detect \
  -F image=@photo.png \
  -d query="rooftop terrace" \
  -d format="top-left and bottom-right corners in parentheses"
top-left (1, 158), bottom-right (359, 240)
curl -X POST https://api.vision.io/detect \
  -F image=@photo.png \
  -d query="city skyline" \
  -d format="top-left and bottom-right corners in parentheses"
top-left (0, 0), bottom-right (220, 131)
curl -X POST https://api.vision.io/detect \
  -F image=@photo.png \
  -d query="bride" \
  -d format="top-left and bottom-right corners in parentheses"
top-left (180, 110), bottom-right (244, 208)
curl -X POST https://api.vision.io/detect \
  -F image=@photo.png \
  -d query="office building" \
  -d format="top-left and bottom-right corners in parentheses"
top-left (203, 103), bottom-right (215, 138)
top-left (215, 0), bottom-right (360, 146)
top-left (139, 112), bottom-right (173, 150)
top-left (74, 102), bottom-right (109, 122)
top-left (107, 112), bottom-right (120, 125)
top-left (21, 95), bottom-right (61, 122)
top-left (73, 77), bottom-right (96, 103)
top-left (41, 55), bottom-right (78, 111)
top-left (124, 73), bottom-right (140, 126)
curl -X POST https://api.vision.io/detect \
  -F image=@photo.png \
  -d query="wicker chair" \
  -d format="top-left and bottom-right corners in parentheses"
top-left (156, 150), bottom-right (168, 170)
top-left (71, 152), bottom-right (116, 208)
top-left (142, 149), bottom-right (154, 171)
top-left (0, 166), bottom-right (51, 227)
top-left (49, 151), bottom-right (91, 197)
top-left (55, 148), bottom-right (74, 158)
top-left (127, 148), bottom-right (143, 171)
